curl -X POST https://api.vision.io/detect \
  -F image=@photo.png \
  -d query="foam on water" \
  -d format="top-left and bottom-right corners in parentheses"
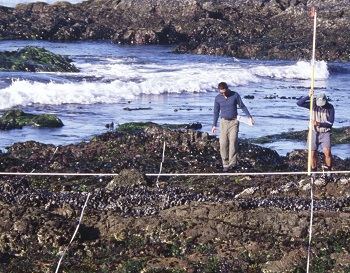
top-left (0, 55), bottom-right (329, 110)
top-left (0, 40), bottom-right (349, 159)
top-left (250, 60), bottom-right (329, 80)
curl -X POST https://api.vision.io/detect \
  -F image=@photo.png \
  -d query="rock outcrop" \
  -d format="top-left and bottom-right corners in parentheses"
top-left (0, 109), bottom-right (64, 130)
top-left (0, 0), bottom-right (349, 61)
top-left (0, 46), bottom-right (79, 72)
top-left (1, 125), bottom-right (350, 272)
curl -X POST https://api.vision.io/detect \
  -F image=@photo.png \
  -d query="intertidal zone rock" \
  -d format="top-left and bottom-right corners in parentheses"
top-left (0, 0), bottom-right (349, 61)
top-left (0, 109), bottom-right (64, 130)
top-left (1, 124), bottom-right (350, 272)
top-left (0, 46), bottom-right (79, 72)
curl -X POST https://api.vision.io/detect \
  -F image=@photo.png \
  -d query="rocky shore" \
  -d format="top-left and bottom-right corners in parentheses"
top-left (1, 0), bottom-right (350, 272)
top-left (0, 0), bottom-right (350, 61)
top-left (1, 124), bottom-right (350, 272)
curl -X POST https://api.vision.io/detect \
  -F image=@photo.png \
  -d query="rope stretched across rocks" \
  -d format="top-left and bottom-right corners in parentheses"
top-left (0, 170), bottom-right (349, 176)
top-left (1, 168), bottom-right (349, 273)
top-left (55, 192), bottom-right (90, 273)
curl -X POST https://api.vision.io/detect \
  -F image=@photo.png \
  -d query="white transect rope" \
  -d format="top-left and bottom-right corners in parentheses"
top-left (17, 168), bottom-right (35, 183)
top-left (55, 192), bottom-right (91, 273)
top-left (49, 147), bottom-right (59, 162)
top-left (0, 170), bottom-right (349, 177)
top-left (1, 169), bottom-right (348, 273)
top-left (155, 139), bottom-right (166, 188)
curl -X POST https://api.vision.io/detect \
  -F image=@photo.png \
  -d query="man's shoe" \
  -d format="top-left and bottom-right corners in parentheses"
top-left (228, 165), bottom-right (242, 172)
top-left (222, 164), bottom-right (240, 172)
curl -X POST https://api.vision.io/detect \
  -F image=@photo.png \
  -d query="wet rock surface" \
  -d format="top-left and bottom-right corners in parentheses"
top-left (253, 125), bottom-right (350, 145)
top-left (0, 109), bottom-right (64, 130)
top-left (0, 46), bottom-right (79, 72)
top-left (1, 125), bottom-right (350, 272)
top-left (0, 0), bottom-right (350, 61)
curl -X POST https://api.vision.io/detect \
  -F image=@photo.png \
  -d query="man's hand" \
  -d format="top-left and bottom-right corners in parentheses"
top-left (249, 117), bottom-right (255, 125)
top-left (309, 88), bottom-right (314, 98)
top-left (311, 120), bottom-right (320, 126)
top-left (212, 126), bottom-right (217, 134)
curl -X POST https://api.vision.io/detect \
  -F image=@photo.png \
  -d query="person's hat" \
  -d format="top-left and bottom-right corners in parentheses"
top-left (316, 92), bottom-right (327, 106)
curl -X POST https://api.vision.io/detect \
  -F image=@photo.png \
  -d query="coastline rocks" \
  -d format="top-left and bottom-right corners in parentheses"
top-left (252, 125), bottom-right (350, 146)
top-left (1, 124), bottom-right (350, 271)
top-left (0, 109), bottom-right (64, 129)
top-left (0, 46), bottom-right (79, 72)
top-left (106, 168), bottom-right (150, 189)
top-left (0, 0), bottom-right (349, 61)
top-left (0, 121), bottom-right (22, 130)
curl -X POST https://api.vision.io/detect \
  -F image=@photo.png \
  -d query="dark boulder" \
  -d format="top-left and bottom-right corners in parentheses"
top-left (106, 168), bottom-right (150, 189)
top-left (0, 109), bottom-right (64, 129)
top-left (0, 0), bottom-right (349, 61)
top-left (0, 121), bottom-right (22, 130)
top-left (0, 46), bottom-right (79, 72)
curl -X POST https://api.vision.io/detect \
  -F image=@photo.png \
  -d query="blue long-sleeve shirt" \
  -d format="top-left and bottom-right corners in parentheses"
top-left (297, 95), bottom-right (334, 132)
top-left (212, 89), bottom-right (252, 127)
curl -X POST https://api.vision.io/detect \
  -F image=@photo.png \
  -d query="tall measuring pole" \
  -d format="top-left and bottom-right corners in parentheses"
top-left (306, 8), bottom-right (317, 273)
top-left (307, 6), bottom-right (317, 175)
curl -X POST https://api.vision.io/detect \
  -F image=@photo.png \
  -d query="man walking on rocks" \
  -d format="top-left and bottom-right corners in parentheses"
top-left (212, 82), bottom-right (254, 172)
top-left (297, 89), bottom-right (335, 179)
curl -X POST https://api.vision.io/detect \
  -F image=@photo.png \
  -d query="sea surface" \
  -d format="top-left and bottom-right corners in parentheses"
top-left (1, 40), bottom-right (350, 159)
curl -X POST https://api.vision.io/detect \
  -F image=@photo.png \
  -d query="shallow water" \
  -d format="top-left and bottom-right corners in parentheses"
top-left (0, 40), bottom-right (349, 158)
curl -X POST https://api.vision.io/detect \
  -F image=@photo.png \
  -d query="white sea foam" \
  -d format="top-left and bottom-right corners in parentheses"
top-left (0, 40), bottom-right (349, 159)
top-left (250, 60), bottom-right (329, 80)
top-left (0, 59), bottom-right (329, 110)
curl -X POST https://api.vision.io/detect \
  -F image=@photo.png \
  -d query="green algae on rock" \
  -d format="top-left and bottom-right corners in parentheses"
top-left (116, 122), bottom-right (203, 132)
top-left (0, 46), bottom-right (79, 72)
top-left (117, 122), bottom-right (160, 132)
top-left (252, 127), bottom-right (350, 145)
top-left (0, 109), bottom-right (64, 128)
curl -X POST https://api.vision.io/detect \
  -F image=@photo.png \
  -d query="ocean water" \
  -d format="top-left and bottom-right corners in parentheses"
top-left (0, 40), bottom-right (350, 159)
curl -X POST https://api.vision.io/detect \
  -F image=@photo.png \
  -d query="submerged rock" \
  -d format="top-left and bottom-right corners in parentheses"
top-left (0, 109), bottom-right (64, 129)
top-left (0, 46), bottom-right (79, 72)
top-left (0, 121), bottom-right (22, 130)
